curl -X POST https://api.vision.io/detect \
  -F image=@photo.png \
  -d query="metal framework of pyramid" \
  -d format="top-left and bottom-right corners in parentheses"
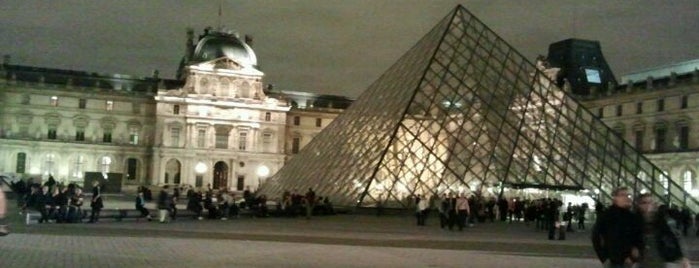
top-left (261, 5), bottom-right (699, 209)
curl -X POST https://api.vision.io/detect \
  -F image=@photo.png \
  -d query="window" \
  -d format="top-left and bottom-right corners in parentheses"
top-left (263, 133), bottom-right (273, 143)
top-left (615, 105), bottom-right (622, 117)
top-left (655, 128), bottom-right (666, 152)
top-left (100, 156), bottom-right (112, 173)
top-left (636, 102), bottom-right (643, 114)
top-left (634, 130), bottom-right (644, 151)
top-left (215, 131), bottom-right (228, 149)
top-left (683, 170), bottom-right (694, 191)
top-left (50, 96), bottom-right (58, 106)
top-left (103, 132), bottom-right (112, 143)
top-left (16, 152), bottom-right (26, 174)
top-left (585, 68), bottom-right (601, 83)
top-left (72, 155), bottom-right (85, 179)
top-left (171, 128), bottom-right (180, 147)
top-left (44, 154), bottom-right (56, 176)
top-left (129, 129), bottom-right (139, 145)
top-left (265, 112), bottom-right (271, 121)
top-left (679, 126), bottom-right (689, 150)
top-left (238, 132), bottom-right (247, 150)
top-left (106, 100), bottom-right (114, 111)
top-left (292, 137), bottom-right (300, 154)
top-left (173, 105), bottom-right (180, 115)
top-left (316, 118), bottom-right (322, 127)
top-left (47, 128), bottom-right (57, 140)
top-left (657, 99), bottom-right (664, 112)
top-left (79, 98), bottom-right (86, 109)
top-left (126, 158), bottom-right (138, 180)
top-left (597, 107), bottom-right (603, 118)
top-left (75, 130), bottom-right (85, 141)
top-left (293, 116), bottom-right (300, 126)
top-left (681, 95), bottom-right (688, 109)
top-left (198, 129), bottom-right (207, 148)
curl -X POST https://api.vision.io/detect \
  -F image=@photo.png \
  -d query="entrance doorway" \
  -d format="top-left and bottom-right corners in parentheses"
top-left (213, 161), bottom-right (228, 190)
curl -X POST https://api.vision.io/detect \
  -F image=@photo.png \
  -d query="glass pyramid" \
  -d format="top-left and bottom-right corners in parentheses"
top-left (261, 5), bottom-right (699, 209)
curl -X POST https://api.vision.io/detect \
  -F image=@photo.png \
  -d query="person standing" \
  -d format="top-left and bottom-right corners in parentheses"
top-left (592, 187), bottom-right (644, 267)
top-left (455, 194), bottom-right (471, 231)
top-left (635, 194), bottom-right (691, 268)
top-left (88, 180), bottom-right (103, 223)
top-left (305, 188), bottom-right (316, 219)
top-left (0, 189), bottom-right (8, 236)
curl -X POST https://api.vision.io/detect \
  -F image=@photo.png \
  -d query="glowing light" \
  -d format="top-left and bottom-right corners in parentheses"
top-left (256, 165), bottom-right (270, 177)
top-left (195, 162), bottom-right (207, 174)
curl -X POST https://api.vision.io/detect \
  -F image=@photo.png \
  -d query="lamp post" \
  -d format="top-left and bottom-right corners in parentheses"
top-left (195, 162), bottom-right (207, 188)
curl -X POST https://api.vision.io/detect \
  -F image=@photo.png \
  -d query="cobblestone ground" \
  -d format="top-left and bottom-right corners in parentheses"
top-left (0, 195), bottom-right (694, 267)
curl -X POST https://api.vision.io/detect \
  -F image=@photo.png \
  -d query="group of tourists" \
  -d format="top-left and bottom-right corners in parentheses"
top-left (11, 176), bottom-right (103, 224)
top-left (592, 187), bottom-right (690, 267)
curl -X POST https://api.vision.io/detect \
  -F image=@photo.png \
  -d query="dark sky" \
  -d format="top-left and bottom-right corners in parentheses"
top-left (1, 1), bottom-right (697, 98)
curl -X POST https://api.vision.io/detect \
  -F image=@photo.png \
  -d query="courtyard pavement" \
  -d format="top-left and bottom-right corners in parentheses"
top-left (0, 194), bottom-right (694, 267)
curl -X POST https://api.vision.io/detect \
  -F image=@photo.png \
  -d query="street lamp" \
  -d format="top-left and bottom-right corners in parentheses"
top-left (257, 164), bottom-right (270, 188)
top-left (195, 162), bottom-right (207, 188)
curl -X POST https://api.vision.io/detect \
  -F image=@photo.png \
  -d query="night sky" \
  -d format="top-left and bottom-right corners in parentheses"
top-left (1, 0), bottom-right (697, 98)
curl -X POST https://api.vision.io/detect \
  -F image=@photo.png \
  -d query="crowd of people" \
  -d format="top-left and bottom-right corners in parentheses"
top-left (9, 176), bottom-right (102, 224)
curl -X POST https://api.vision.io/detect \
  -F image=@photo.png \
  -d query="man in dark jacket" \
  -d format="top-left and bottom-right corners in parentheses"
top-left (592, 187), bottom-right (644, 267)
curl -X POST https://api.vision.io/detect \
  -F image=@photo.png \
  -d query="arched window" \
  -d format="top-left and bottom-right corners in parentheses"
top-left (72, 155), bottom-right (85, 179)
top-left (44, 154), bottom-right (56, 176)
top-left (682, 170), bottom-right (694, 191)
top-left (101, 156), bottom-right (112, 173)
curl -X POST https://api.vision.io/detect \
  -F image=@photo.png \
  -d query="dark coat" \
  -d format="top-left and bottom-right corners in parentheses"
top-left (592, 205), bottom-right (644, 264)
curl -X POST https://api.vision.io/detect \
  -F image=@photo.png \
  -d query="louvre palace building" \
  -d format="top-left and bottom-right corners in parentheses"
top-left (0, 28), bottom-right (350, 191)
top-left (1, 19), bottom-right (699, 205)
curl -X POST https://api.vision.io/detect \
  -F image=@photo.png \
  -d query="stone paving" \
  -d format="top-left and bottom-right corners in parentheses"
top-left (0, 194), bottom-right (694, 267)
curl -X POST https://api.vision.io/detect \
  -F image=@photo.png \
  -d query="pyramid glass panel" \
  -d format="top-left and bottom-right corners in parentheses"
top-left (260, 5), bottom-right (699, 209)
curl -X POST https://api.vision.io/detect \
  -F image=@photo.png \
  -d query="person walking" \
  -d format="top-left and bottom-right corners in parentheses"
top-left (135, 191), bottom-right (152, 221)
top-left (157, 186), bottom-right (170, 223)
top-left (88, 180), bottom-right (103, 223)
top-left (635, 193), bottom-right (691, 268)
top-left (592, 187), bottom-right (644, 267)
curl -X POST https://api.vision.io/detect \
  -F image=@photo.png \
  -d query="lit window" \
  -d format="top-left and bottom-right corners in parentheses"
top-left (171, 128), bottom-right (180, 147)
top-left (265, 112), bottom-right (271, 121)
top-left (198, 129), bottom-right (207, 148)
top-left (50, 96), bottom-right (58, 106)
top-left (215, 131), bottom-right (228, 149)
top-left (106, 100), bottom-right (114, 111)
top-left (239, 132), bottom-right (247, 151)
top-left (44, 154), bottom-right (56, 176)
top-left (101, 156), bottom-right (112, 173)
top-left (585, 69), bottom-right (601, 83)
top-left (683, 170), bottom-right (694, 191)
top-left (129, 129), bottom-right (139, 145)
top-left (73, 155), bottom-right (85, 179)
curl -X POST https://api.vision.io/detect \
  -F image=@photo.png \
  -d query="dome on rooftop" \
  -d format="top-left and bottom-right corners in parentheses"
top-left (191, 31), bottom-right (258, 67)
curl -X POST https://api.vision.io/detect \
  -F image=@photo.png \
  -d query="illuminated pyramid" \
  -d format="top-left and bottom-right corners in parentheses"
top-left (261, 5), bottom-right (699, 209)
